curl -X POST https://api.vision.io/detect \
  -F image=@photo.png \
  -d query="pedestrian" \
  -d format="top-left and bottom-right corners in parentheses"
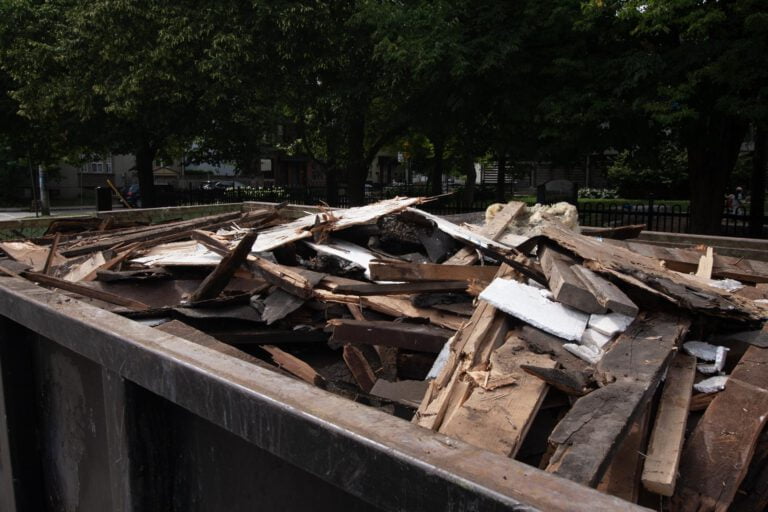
top-left (734, 186), bottom-right (744, 213)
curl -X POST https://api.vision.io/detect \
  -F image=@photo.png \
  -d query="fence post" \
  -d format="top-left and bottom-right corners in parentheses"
top-left (646, 195), bottom-right (655, 231)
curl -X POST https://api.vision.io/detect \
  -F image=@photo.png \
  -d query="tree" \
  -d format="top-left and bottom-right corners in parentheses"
top-left (1, 0), bottom-right (228, 207)
top-left (578, 0), bottom-right (768, 234)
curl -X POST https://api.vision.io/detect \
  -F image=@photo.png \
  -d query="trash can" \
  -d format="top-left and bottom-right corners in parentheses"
top-left (95, 186), bottom-right (112, 211)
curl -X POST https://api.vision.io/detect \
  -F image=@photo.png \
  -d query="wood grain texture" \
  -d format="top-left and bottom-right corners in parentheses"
top-left (641, 352), bottom-right (696, 496)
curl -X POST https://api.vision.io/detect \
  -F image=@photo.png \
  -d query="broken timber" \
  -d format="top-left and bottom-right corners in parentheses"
top-left (546, 312), bottom-right (690, 487)
top-left (673, 345), bottom-right (768, 512)
top-left (329, 319), bottom-right (454, 353)
top-left (539, 245), bottom-right (605, 314)
top-left (368, 260), bottom-right (499, 282)
top-left (189, 231), bottom-right (258, 303)
top-left (443, 201), bottom-right (525, 266)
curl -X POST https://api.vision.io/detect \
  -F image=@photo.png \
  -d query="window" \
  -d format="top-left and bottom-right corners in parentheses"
top-left (82, 157), bottom-right (113, 174)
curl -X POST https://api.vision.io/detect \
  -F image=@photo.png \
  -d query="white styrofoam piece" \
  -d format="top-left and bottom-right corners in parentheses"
top-left (696, 346), bottom-right (729, 374)
top-left (426, 339), bottom-right (452, 380)
top-left (305, 238), bottom-right (378, 279)
top-left (581, 328), bottom-right (613, 350)
top-left (564, 343), bottom-right (603, 365)
top-left (683, 341), bottom-right (728, 362)
top-left (479, 278), bottom-right (589, 341)
top-left (694, 375), bottom-right (728, 394)
top-left (708, 278), bottom-right (744, 292)
top-left (588, 312), bottom-right (635, 337)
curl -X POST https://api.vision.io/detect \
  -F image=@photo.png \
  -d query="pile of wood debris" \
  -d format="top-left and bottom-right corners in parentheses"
top-left (1, 197), bottom-right (767, 511)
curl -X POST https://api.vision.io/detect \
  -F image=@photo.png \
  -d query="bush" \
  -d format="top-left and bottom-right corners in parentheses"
top-left (606, 144), bottom-right (688, 199)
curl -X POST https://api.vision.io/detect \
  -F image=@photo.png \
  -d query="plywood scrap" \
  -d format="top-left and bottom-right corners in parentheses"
top-left (62, 251), bottom-right (106, 282)
top-left (329, 319), bottom-right (454, 353)
top-left (440, 333), bottom-right (554, 457)
top-left (673, 345), bottom-right (768, 512)
top-left (261, 345), bottom-right (326, 386)
top-left (539, 245), bottom-right (605, 314)
top-left (0, 240), bottom-right (65, 270)
top-left (343, 344), bottom-right (377, 392)
top-left (189, 231), bottom-right (258, 302)
top-left (570, 265), bottom-right (639, 317)
top-left (641, 352), bottom-right (696, 497)
top-left (368, 260), bottom-right (499, 282)
top-left (250, 197), bottom-right (425, 253)
top-left (546, 312), bottom-right (690, 486)
top-left (479, 277), bottom-right (589, 341)
top-left (260, 289), bottom-right (305, 325)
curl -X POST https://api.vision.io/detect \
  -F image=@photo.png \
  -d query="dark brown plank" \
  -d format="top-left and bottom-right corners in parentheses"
top-left (22, 271), bottom-right (150, 310)
top-left (42, 232), bottom-right (61, 275)
top-left (368, 260), bottom-right (500, 282)
top-left (189, 231), bottom-right (258, 302)
top-left (332, 281), bottom-right (469, 296)
top-left (539, 245), bottom-right (605, 314)
top-left (329, 319), bottom-right (454, 353)
top-left (342, 344), bottom-right (377, 392)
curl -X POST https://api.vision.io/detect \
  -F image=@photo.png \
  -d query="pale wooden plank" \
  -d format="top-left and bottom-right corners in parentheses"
top-left (641, 353), bottom-right (696, 496)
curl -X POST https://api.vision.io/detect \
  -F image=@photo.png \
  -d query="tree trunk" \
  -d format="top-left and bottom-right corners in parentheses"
top-left (37, 164), bottom-right (50, 216)
top-left (346, 115), bottom-right (367, 206)
top-left (463, 155), bottom-right (476, 205)
top-left (686, 116), bottom-right (746, 234)
top-left (136, 143), bottom-right (157, 208)
top-left (750, 126), bottom-right (766, 237)
top-left (429, 137), bottom-right (445, 196)
top-left (496, 152), bottom-right (507, 203)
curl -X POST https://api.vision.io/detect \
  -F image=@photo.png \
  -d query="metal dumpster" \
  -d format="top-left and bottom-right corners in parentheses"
top-left (0, 203), bottom-right (648, 511)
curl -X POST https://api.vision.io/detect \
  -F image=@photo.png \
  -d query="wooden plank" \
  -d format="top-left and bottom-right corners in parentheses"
top-left (314, 287), bottom-right (464, 331)
top-left (732, 426), bottom-right (768, 512)
top-left (81, 242), bottom-right (141, 281)
top-left (444, 201), bottom-right (525, 265)
top-left (570, 265), bottom-right (639, 317)
top-left (414, 265), bottom-right (515, 430)
top-left (546, 312), bottom-right (690, 486)
top-left (695, 246), bottom-right (714, 279)
top-left (597, 405), bottom-right (652, 503)
top-left (42, 232), bottom-right (61, 275)
top-left (369, 260), bottom-right (500, 282)
top-left (440, 333), bottom-right (555, 457)
top-left (60, 210), bottom-right (245, 257)
top-left (189, 231), bottom-right (258, 302)
top-left (673, 345), bottom-right (768, 512)
top-left (332, 280), bottom-right (469, 296)
top-left (641, 353), bottom-right (696, 496)
top-left (539, 245), bottom-right (605, 314)
top-left (538, 223), bottom-right (763, 321)
top-left (329, 319), bottom-right (454, 353)
top-left (584, 224), bottom-right (646, 240)
top-left (261, 345), bottom-right (325, 386)
top-left (342, 344), bottom-right (377, 392)
top-left (250, 255), bottom-right (322, 299)
top-left (22, 271), bottom-right (150, 310)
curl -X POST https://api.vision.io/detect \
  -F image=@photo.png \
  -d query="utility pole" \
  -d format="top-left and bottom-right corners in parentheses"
top-left (38, 164), bottom-right (50, 216)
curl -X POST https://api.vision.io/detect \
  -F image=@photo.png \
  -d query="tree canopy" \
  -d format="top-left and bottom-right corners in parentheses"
top-left (0, 0), bottom-right (766, 230)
